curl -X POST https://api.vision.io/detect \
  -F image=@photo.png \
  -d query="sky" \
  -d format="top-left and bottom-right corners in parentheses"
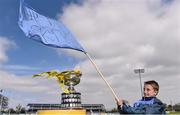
top-left (0, 0), bottom-right (179, 110)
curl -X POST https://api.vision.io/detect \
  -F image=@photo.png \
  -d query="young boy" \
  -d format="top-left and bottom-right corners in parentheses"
top-left (116, 80), bottom-right (166, 114)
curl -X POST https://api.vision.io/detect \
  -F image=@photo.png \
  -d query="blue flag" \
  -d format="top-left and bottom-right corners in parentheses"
top-left (18, 0), bottom-right (85, 52)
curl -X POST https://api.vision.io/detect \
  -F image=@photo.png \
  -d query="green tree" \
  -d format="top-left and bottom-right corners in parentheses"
top-left (0, 94), bottom-right (8, 110)
top-left (166, 104), bottom-right (173, 111)
top-left (7, 108), bottom-right (16, 114)
top-left (15, 104), bottom-right (22, 114)
top-left (173, 103), bottom-right (180, 111)
top-left (15, 104), bottom-right (26, 114)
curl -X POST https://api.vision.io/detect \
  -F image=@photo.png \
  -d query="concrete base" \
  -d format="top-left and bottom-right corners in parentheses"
top-left (37, 109), bottom-right (86, 115)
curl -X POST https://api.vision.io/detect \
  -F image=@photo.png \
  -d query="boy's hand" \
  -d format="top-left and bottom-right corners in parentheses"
top-left (115, 98), bottom-right (123, 106)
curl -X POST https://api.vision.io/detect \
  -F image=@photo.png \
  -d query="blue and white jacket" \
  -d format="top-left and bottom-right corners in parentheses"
top-left (118, 97), bottom-right (166, 114)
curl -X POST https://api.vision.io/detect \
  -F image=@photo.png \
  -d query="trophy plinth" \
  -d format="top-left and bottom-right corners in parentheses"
top-left (61, 92), bottom-right (81, 109)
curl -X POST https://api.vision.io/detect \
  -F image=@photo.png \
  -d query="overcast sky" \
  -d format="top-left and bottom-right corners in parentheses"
top-left (0, 0), bottom-right (179, 110)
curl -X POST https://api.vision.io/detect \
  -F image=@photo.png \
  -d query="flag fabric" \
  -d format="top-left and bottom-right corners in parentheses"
top-left (18, 0), bottom-right (86, 52)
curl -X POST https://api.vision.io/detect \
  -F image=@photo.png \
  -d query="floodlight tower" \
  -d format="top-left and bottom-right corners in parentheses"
top-left (134, 69), bottom-right (145, 98)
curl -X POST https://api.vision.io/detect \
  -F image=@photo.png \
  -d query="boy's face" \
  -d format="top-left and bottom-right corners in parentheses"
top-left (144, 84), bottom-right (157, 97)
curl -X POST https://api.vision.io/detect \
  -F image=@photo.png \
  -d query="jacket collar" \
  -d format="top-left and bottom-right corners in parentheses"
top-left (142, 96), bottom-right (156, 101)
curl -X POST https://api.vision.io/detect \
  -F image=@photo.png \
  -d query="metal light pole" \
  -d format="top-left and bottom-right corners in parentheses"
top-left (134, 69), bottom-right (145, 98)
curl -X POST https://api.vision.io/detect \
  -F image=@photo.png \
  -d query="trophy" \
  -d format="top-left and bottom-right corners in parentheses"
top-left (33, 69), bottom-right (83, 109)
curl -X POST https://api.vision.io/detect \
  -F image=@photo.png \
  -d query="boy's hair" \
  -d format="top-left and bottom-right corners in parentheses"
top-left (144, 80), bottom-right (159, 93)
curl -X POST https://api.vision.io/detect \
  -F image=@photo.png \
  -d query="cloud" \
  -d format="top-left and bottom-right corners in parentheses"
top-left (57, 0), bottom-right (180, 109)
top-left (2, 65), bottom-right (41, 71)
top-left (0, 36), bottom-right (15, 63)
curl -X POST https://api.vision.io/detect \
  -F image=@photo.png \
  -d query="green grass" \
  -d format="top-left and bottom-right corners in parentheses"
top-left (168, 111), bottom-right (180, 115)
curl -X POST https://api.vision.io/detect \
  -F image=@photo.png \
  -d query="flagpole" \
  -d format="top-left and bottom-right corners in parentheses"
top-left (85, 52), bottom-right (119, 101)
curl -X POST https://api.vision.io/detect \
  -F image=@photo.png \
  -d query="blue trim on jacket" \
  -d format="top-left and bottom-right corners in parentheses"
top-left (118, 97), bottom-right (166, 114)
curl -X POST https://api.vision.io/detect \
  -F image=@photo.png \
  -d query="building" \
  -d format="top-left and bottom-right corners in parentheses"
top-left (27, 103), bottom-right (106, 114)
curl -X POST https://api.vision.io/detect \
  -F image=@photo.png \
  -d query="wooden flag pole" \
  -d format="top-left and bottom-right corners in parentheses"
top-left (85, 52), bottom-right (119, 100)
